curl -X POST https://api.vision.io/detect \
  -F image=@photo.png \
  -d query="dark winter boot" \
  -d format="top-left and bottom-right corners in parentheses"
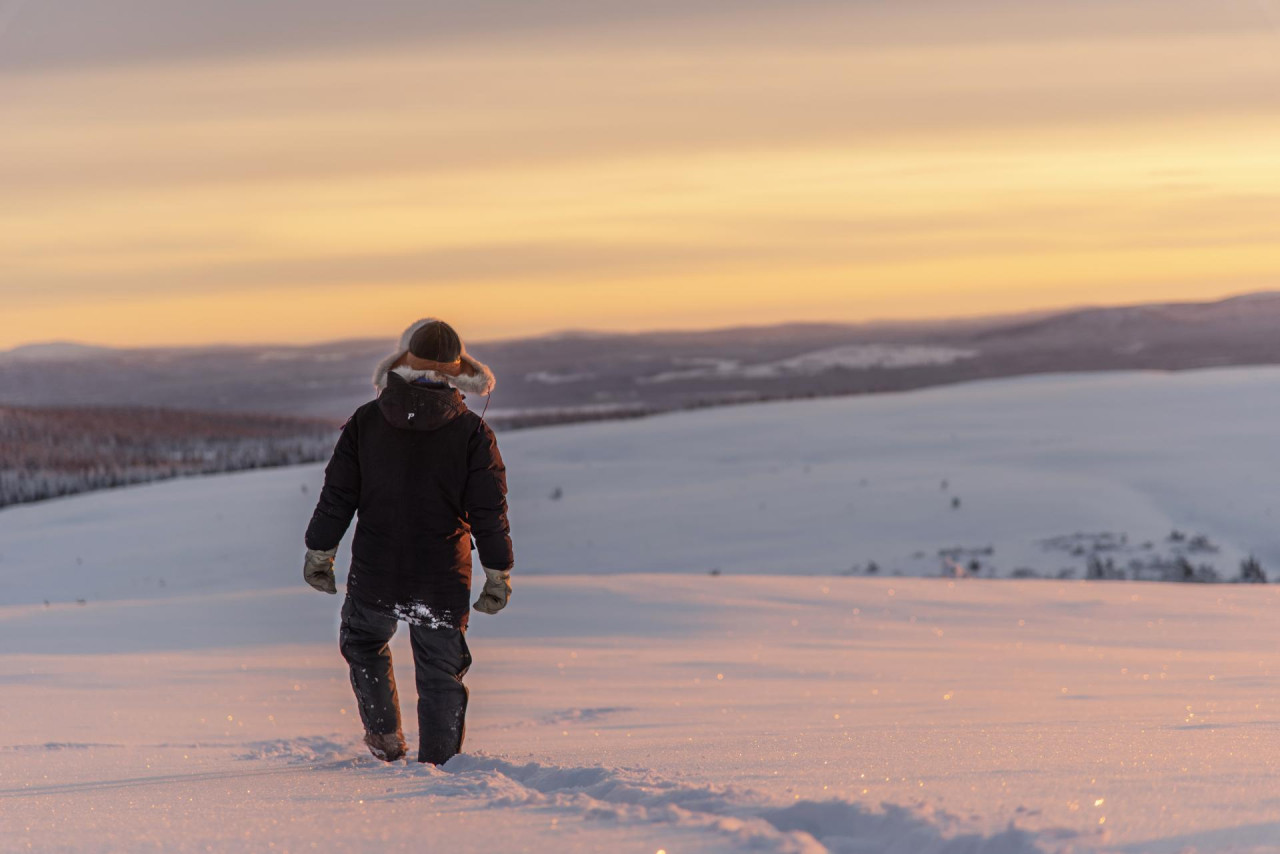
top-left (363, 731), bottom-right (407, 762)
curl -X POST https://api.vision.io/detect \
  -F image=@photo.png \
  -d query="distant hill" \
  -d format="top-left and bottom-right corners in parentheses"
top-left (0, 342), bottom-right (119, 362)
top-left (2, 291), bottom-right (1279, 421)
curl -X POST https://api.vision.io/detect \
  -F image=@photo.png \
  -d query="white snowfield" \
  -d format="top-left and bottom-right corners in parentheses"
top-left (2, 368), bottom-right (1280, 853)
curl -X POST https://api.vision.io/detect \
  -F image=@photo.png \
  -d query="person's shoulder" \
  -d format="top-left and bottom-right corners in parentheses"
top-left (455, 406), bottom-right (498, 442)
top-left (343, 399), bottom-right (382, 428)
top-left (454, 407), bottom-right (482, 432)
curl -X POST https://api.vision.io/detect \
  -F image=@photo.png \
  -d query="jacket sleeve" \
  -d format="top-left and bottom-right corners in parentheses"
top-left (464, 422), bottom-right (514, 571)
top-left (304, 416), bottom-right (361, 551)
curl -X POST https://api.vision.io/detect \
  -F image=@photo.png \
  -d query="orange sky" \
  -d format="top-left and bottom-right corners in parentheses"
top-left (2, 0), bottom-right (1280, 348)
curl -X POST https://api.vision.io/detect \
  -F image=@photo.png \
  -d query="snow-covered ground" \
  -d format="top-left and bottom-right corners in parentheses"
top-left (3, 368), bottom-right (1280, 852)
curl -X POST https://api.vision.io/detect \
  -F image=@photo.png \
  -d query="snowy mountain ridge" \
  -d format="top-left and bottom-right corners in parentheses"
top-left (5, 291), bottom-right (1280, 420)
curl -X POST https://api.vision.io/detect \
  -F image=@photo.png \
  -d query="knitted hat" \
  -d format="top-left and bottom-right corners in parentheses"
top-left (408, 320), bottom-right (462, 364)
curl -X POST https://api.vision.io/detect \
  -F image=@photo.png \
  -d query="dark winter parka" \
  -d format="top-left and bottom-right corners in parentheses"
top-left (305, 372), bottom-right (513, 629)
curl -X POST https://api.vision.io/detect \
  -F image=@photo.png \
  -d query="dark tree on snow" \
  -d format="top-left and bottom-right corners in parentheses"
top-left (1239, 555), bottom-right (1268, 584)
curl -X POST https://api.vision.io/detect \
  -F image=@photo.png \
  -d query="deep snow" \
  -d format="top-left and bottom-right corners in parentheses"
top-left (3, 368), bottom-right (1280, 852)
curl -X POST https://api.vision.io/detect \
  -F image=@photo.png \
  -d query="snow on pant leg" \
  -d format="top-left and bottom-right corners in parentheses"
top-left (338, 595), bottom-right (403, 737)
top-left (408, 625), bottom-right (471, 764)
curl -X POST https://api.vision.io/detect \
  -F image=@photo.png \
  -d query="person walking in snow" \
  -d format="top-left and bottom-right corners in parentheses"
top-left (301, 318), bottom-right (513, 764)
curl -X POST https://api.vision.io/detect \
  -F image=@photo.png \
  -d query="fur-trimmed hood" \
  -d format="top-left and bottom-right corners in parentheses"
top-left (371, 318), bottom-right (495, 396)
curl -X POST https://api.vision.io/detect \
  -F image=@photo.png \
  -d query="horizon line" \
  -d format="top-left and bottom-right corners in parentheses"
top-left (4, 287), bottom-right (1277, 355)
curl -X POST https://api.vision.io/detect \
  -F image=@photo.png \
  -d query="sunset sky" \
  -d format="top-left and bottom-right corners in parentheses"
top-left (3, 0), bottom-right (1280, 348)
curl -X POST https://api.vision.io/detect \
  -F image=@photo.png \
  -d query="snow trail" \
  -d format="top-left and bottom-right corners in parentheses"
top-left (235, 743), bottom-right (1064, 854)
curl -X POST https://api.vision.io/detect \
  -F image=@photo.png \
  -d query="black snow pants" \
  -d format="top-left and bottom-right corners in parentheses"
top-left (339, 595), bottom-right (472, 764)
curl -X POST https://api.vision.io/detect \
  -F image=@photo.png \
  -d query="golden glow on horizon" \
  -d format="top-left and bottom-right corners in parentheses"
top-left (2, 2), bottom-right (1280, 348)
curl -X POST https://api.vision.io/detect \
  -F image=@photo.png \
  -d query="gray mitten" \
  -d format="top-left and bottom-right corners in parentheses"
top-left (303, 547), bottom-right (338, 594)
top-left (473, 567), bottom-right (511, 614)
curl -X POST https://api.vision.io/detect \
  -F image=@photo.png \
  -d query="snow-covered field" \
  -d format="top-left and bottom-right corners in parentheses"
top-left (3, 368), bottom-right (1280, 852)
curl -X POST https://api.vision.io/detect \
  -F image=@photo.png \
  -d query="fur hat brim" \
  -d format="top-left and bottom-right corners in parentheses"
top-left (372, 318), bottom-right (495, 396)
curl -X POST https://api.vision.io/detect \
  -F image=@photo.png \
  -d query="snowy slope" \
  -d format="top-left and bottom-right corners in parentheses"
top-left (7, 366), bottom-right (1280, 608)
top-left (3, 368), bottom-right (1280, 852)
top-left (501, 366), bottom-right (1280, 580)
top-left (3, 577), bottom-right (1279, 852)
